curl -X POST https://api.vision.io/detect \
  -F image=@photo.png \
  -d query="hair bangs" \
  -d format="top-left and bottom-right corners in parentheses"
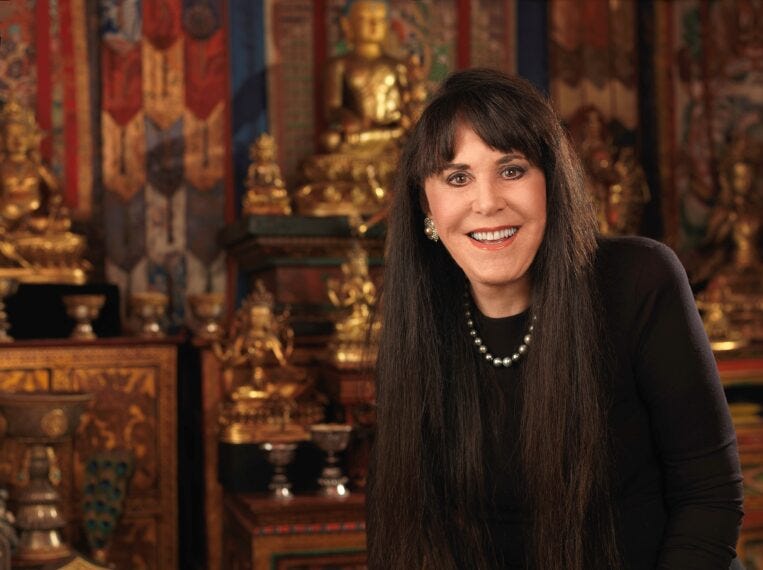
top-left (405, 79), bottom-right (550, 193)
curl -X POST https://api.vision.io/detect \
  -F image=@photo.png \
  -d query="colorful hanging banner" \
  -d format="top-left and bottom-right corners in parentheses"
top-left (143, 40), bottom-right (185, 130)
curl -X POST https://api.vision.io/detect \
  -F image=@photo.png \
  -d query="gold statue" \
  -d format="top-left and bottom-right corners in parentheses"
top-left (213, 280), bottom-right (324, 444)
top-left (0, 100), bottom-right (90, 283)
top-left (242, 133), bottom-right (292, 216)
top-left (572, 107), bottom-right (650, 235)
top-left (296, 0), bottom-right (426, 216)
top-left (696, 136), bottom-right (763, 347)
top-left (327, 241), bottom-right (380, 367)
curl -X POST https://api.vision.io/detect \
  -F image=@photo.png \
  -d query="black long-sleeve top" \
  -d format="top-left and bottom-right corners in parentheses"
top-left (480, 237), bottom-right (744, 569)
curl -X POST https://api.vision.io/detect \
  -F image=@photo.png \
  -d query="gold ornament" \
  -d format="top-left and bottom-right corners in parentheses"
top-left (242, 133), bottom-right (292, 215)
top-left (0, 100), bottom-right (90, 283)
top-left (326, 241), bottom-right (381, 367)
top-left (295, 1), bottom-right (427, 217)
top-left (40, 408), bottom-right (68, 439)
top-left (213, 280), bottom-right (324, 444)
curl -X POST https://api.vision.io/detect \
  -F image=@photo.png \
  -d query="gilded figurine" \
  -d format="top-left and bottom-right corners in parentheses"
top-left (696, 134), bottom-right (763, 347)
top-left (213, 280), bottom-right (324, 444)
top-left (242, 133), bottom-right (292, 216)
top-left (296, 0), bottom-right (427, 216)
top-left (571, 107), bottom-right (651, 236)
top-left (327, 241), bottom-right (380, 366)
top-left (0, 100), bottom-right (90, 283)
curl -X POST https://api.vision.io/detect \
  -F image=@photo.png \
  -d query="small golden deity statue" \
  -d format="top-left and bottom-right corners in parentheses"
top-left (696, 136), bottom-right (763, 347)
top-left (296, 0), bottom-right (426, 216)
top-left (572, 107), bottom-right (650, 236)
top-left (0, 100), bottom-right (90, 283)
top-left (327, 241), bottom-right (380, 367)
top-left (213, 280), bottom-right (324, 444)
top-left (242, 133), bottom-right (292, 216)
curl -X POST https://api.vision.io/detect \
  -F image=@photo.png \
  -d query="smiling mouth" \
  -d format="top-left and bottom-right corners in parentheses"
top-left (468, 227), bottom-right (518, 244)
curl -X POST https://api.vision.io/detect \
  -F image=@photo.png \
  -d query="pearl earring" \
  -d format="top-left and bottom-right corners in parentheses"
top-left (424, 217), bottom-right (439, 242)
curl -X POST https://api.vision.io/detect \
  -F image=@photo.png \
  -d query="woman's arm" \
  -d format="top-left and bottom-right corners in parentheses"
top-left (633, 241), bottom-right (743, 568)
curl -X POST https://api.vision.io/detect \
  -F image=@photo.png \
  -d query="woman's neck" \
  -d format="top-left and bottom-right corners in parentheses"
top-left (469, 277), bottom-right (531, 318)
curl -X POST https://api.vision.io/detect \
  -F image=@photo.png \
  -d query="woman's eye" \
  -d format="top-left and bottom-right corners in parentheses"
top-left (500, 165), bottom-right (525, 180)
top-left (446, 172), bottom-right (470, 186)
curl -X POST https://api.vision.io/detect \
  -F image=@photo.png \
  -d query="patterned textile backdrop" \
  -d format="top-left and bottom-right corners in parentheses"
top-left (0, 0), bottom-right (94, 217)
top-left (654, 0), bottom-right (763, 253)
top-left (100, 0), bottom-right (230, 326)
top-left (549, 0), bottom-right (638, 128)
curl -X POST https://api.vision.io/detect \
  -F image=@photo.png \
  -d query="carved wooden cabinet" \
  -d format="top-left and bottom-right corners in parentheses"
top-left (0, 338), bottom-right (178, 570)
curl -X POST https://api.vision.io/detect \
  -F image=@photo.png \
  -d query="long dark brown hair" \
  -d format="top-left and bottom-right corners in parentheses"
top-left (368, 68), bottom-right (619, 569)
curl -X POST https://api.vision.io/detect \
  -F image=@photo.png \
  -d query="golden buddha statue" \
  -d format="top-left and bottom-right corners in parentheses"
top-left (696, 137), bottom-right (763, 347)
top-left (213, 280), bottom-right (324, 444)
top-left (572, 107), bottom-right (651, 236)
top-left (242, 133), bottom-right (292, 216)
top-left (0, 100), bottom-right (89, 283)
top-left (327, 242), bottom-right (380, 366)
top-left (296, 0), bottom-right (426, 216)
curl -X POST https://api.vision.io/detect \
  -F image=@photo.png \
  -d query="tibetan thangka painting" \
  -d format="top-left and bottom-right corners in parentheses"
top-left (654, 0), bottom-right (763, 259)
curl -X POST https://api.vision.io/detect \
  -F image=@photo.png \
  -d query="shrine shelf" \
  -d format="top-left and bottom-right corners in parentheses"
top-left (223, 492), bottom-right (366, 570)
top-left (717, 352), bottom-right (763, 566)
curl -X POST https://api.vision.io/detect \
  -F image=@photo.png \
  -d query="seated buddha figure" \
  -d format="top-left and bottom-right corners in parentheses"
top-left (242, 133), bottom-right (292, 215)
top-left (0, 100), bottom-right (89, 283)
top-left (296, 0), bottom-right (425, 216)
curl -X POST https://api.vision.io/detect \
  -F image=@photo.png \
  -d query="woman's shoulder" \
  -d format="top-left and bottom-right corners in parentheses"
top-left (595, 236), bottom-right (689, 295)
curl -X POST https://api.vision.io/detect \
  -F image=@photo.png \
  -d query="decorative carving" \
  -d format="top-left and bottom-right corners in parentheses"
top-left (41, 409), bottom-right (68, 439)
top-left (0, 343), bottom-right (177, 570)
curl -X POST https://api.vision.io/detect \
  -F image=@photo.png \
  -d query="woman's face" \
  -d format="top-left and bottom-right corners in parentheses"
top-left (423, 122), bottom-right (547, 313)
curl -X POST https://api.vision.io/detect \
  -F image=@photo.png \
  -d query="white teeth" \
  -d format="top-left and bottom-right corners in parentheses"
top-left (469, 227), bottom-right (517, 242)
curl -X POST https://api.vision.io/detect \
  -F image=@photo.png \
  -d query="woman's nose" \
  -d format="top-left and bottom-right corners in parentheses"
top-left (472, 179), bottom-right (505, 215)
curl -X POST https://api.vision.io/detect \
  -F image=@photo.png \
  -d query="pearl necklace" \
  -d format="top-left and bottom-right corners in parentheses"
top-left (464, 295), bottom-right (535, 368)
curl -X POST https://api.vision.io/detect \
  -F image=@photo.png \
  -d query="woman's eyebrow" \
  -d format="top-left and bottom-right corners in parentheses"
top-left (496, 152), bottom-right (527, 164)
top-left (441, 162), bottom-right (469, 171)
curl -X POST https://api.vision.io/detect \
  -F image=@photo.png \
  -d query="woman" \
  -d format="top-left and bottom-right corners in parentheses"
top-left (368, 68), bottom-right (743, 569)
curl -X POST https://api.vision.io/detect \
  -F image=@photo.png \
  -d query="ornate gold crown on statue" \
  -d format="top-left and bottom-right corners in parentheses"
top-left (0, 101), bottom-right (42, 139)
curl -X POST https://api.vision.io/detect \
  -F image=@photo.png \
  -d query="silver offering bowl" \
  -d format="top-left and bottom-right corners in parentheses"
top-left (310, 423), bottom-right (353, 498)
top-left (260, 442), bottom-right (297, 499)
top-left (187, 292), bottom-right (226, 342)
top-left (62, 294), bottom-right (106, 340)
top-left (0, 277), bottom-right (18, 342)
top-left (0, 391), bottom-right (93, 566)
top-left (129, 292), bottom-right (169, 338)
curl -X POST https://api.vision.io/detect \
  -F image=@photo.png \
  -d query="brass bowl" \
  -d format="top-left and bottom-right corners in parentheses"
top-left (130, 292), bottom-right (169, 337)
top-left (309, 423), bottom-right (353, 453)
top-left (62, 294), bottom-right (106, 340)
top-left (187, 292), bottom-right (226, 341)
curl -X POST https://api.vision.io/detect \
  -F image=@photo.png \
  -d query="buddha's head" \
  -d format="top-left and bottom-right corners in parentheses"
top-left (730, 160), bottom-right (753, 199)
top-left (344, 1), bottom-right (388, 47)
top-left (250, 133), bottom-right (277, 163)
top-left (0, 101), bottom-right (41, 156)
